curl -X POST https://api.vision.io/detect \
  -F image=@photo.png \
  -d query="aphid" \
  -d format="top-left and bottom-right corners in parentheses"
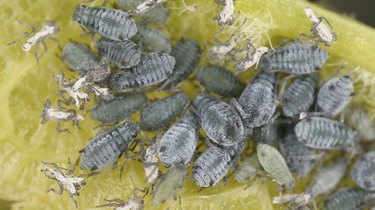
top-left (272, 193), bottom-right (314, 209)
top-left (97, 197), bottom-right (144, 210)
top-left (135, 0), bottom-right (166, 14)
top-left (110, 52), bottom-right (175, 90)
top-left (117, 0), bottom-right (169, 23)
top-left (236, 43), bottom-right (268, 72)
top-left (195, 65), bottom-right (245, 97)
top-left (152, 163), bottom-right (187, 205)
top-left (282, 74), bottom-right (318, 117)
top-left (143, 143), bottom-right (159, 185)
top-left (134, 25), bottom-right (172, 53)
top-left (62, 42), bottom-right (100, 75)
top-left (307, 158), bottom-right (347, 196)
top-left (92, 92), bottom-right (147, 123)
top-left (209, 33), bottom-right (244, 61)
top-left (80, 121), bottom-right (139, 171)
top-left (294, 117), bottom-right (359, 149)
top-left (97, 39), bottom-right (141, 68)
top-left (235, 153), bottom-right (261, 183)
top-left (73, 5), bottom-right (137, 41)
top-left (41, 99), bottom-right (84, 133)
top-left (193, 93), bottom-right (244, 146)
top-left (232, 72), bottom-right (277, 128)
top-left (257, 143), bottom-right (295, 189)
top-left (316, 75), bottom-right (354, 117)
top-left (259, 43), bottom-right (329, 75)
top-left (160, 39), bottom-right (201, 90)
top-left (345, 106), bottom-right (375, 142)
top-left (214, 0), bottom-right (235, 26)
top-left (140, 91), bottom-right (189, 131)
top-left (158, 111), bottom-right (199, 167)
top-left (252, 122), bottom-right (279, 145)
top-left (323, 188), bottom-right (373, 210)
top-left (304, 6), bottom-right (336, 46)
top-left (351, 151), bottom-right (375, 191)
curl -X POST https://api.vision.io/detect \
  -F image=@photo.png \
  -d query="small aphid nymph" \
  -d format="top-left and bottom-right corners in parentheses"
top-left (62, 42), bottom-right (100, 75)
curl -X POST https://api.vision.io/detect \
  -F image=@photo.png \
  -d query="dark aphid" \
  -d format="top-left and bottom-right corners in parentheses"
top-left (97, 39), bottom-right (141, 68)
top-left (161, 39), bottom-right (201, 90)
top-left (134, 24), bottom-right (172, 53)
top-left (73, 5), bottom-right (137, 41)
top-left (282, 74), bottom-right (318, 117)
top-left (233, 72), bottom-right (277, 128)
top-left (117, 0), bottom-right (169, 23)
top-left (152, 163), bottom-right (187, 205)
top-left (158, 111), bottom-right (199, 167)
top-left (62, 42), bottom-right (100, 75)
top-left (193, 93), bottom-right (244, 146)
top-left (80, 121), bottom-right (139, 171)
top-left (140, 91), bottom-right (190, 131)
top-left (195, 65), bottom-right (245, 97)
top-left (351, 151), bottom-right (375, 191)
top-left (252, 122), bottom-right (279, 145)
top-left (294, 117), bottom-right (359, 149)
top-left (110, 52), bottom-right (175, 90)
top-left (323, 188), bottom-right (373, 210)
top-left (259, 43), bottom-right (329, 75)
top-left (92, 92), bottom-right (147, 123)
top-left (257, 143), bottom-right (295, 189)
top-left (316, 75), bottom-right (354, 117)
top-left (235, 153), bottom-right (261, 183)
top-left (345, 106), bottom-right (375, 142)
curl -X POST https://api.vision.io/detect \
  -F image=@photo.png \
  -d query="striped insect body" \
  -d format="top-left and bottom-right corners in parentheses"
top-left (98, 39), bottom-right (141, 68)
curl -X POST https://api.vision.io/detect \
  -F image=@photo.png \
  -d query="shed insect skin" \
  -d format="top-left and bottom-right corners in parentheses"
top-left (97, 197), bottom-right (144, 210)
top-left (140, 91), bottom-right (190, 131)
top-left (351, 151), bottom-right (375, 191)
top-left (193, 93), bottom-right (244, 146)
top-left (195, 65), bottom-right (245, 97)
top-left (316, 75), bottom-right (354, 117)
top-left (322, 187), bottom-right (374, 210)
top-left (214, 0), bottom-right (235, 26)
top-left (259, 43), bottom-right (329, 75)
top-left (272, 193), bottom-right (314, 208)
top-left (345, 106), bottom-right (375, 142)
top-left (235, 153), bottom-right (261, 183)
top-left (73, 5), bottom-right (137, 41)
top-left (208, 33), bottom-right (244, 61)
top-left (62, 42), bottom-right (100, 75)
top-left (135, 0), bottom-right (166, 15)
top-left (236, 44), bottom-right (269, 72)
top-left (134, 24), bottom-right (172, 53)
top-left (117, 0), bottom-right (169, 23)
top-left (88, 84), bottom-right (115, 102)
top-left (97, 39), bottom-right (141, 68)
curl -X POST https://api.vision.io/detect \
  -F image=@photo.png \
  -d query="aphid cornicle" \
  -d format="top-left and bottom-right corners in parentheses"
top-left (72, 5), bottom-right (137, 41)
top-left (345, 106), bottom-right (375, 142)
top-left (316, 75), bottom-right (354, 117)
top-left (92, 92), bottom-right (147, 123)
top-left (117, 0), bottom-right (169, 23)
top-left (323, 188), bottom-right (373, 210)
top-left (259, 43), bottom-right (329, 75)
top-left (110, 52), bottom-right (175, 90)
top-left (80, 121), bottom-right (139, 171)
top-left (193, 93), bottom-right (244, 146)
top-left (195, 65), bottom-right (245, 97)
top-left (62, 42), bottom-right (100, 75)
top-left (351, 151), bottom-right (375, 191)
top-left (294, 116), bottom-right (359, 149)
top-left (158, 111), bottom-right (199, 167)
top-left (140, 91), bottom-right (190, 131)
top-left (235, 153), bottom-right (261, 183)
top-left (134, 25), bottom-right (172, 53)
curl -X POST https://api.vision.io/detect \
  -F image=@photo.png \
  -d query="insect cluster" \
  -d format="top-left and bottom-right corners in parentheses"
top-left (13, 0), bottom-right (374, 209)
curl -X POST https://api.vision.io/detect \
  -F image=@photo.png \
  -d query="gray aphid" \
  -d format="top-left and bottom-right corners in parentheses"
top-left (316, 75), bottom-right (354, 116)
top-left (195, 65), bottom-right (245, 97)
top-left (140, 91), bottom-right (190, 131)
top-left (158, 111), bottom-right (199, 167)
top-left (62, 42), bottom-right (100, 75)
top-left (257, 143), bottom-right (295, 189)
top-left (92, 92), bottom-right (147, 123)
top-left (282, 74), bottom-right (318, 117)
top-left (294, 117), bottom-right (359, 149)
top-left (235, 153), bottom-right (261, 183)
top-left (259, 43), bottom-right (329, 74)
top-left (345, 106), bottom-right (375, 142)
top-left (134, 25), bottom-right (172, 53)
top-left (323, 187), bottom-right (373, 210)
top-left (252, 122), bottom-right (279, 145)
top-left (97, 39), bottom-right (141, 68)
top-left (117, 0), bottom-right (169, 23)
top-left (73, 5), bottom-right (137, 41)
top-left (351, 151), bottom-right (375, 191)
top-left (193, 93), bottom-right (244, 146)
top-left (80, 121), bottom-right (139, 171)
top-left (110, 52), bottom-right (175, 90)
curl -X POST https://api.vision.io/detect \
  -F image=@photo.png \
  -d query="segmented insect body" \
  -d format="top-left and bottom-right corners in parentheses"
top-left (98, 39), bottom-right (141, 68)
top-left (235, 153), bottom-right (261, 183)
top-left (282, 74), bottom-right (318, 117)
top-left (140, 91), bottom-right (190, 131)
top-left (252, 123), bottom-right (279, 145)
top-left (345, 106), bottom-right (375, 142)
top-left (144, 143), bottom-right (159, 185)
top-left (317, 75), bottom-right (354, 116)
top-left (161, 40), bottom-right (201, 90)
top-left (259, 43), bottom-right (329, 74)
top-left (304, 6), bottom-right (336, 46)
top-left (110, 52), bottom-right (175, 90)
top-left (307, 158), bottom-right (347, 196)
top-left (80, 121), bottom-right (139, 171)
top-left (235, 72), bottom-right (277, 128)
top-left (63, 42), bottom-right (100, 75)
top-left (195, 66), bottom-right (245, 97)
top-left (73, 5), bottom-right (137, 41)
top-left (158, 111), bottom-right (199, 167)
top-left (351, 152), bottom-right (375, 191)
top-left (117, 0), bottom-right (169, 23)
top-left (294, 117), bottom-right (359, 149)
top-left (152, 163), bottom-right (187, 205)
top-left (193, 93), bottom-right (244, 146)
top-left (257, 143), bottom-right (295, 188)
top-left (134, 25), bottom-right (171, 53)
top-left (323, 188), bottom-right (372, 210)
top-left (92, 92), bottom-right (147, 123)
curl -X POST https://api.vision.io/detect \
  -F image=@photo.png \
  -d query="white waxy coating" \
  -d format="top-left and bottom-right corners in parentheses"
top-left (304, 6), bottom-right (336, 46)
top-left (22, 22), bottom-right (59, 51)
top-left (41, 167), bottom-right (85, 195)
top-left (144, 144), bottom-right (159, 185)
top-left (218, 0), bottom-right (235, 26)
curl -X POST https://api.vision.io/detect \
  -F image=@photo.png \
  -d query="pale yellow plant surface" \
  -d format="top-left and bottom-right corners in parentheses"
top-left (0, 0), bottom-right (375, 209)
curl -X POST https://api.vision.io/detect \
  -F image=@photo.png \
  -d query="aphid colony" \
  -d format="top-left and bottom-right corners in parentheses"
top-left (24, 1), bottom-right (375, 209)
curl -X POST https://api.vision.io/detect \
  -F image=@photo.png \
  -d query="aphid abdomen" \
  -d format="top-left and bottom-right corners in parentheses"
top-left (351, 152), bottom-right (375, 191)
top-left (323, 188), bottom-right (369, 210)
top-left (63, 42), bottom-right (100, 75)
top-left (235, 153), bottom-right (261, 183)
top-left (134, 25), bottom-right (172, 53)
top-left (117, 0), bottom-right (169, 23)
top-left (81, 121), bottom-right (139, 170)
top-left (195, 66), bottom-right (245, 97)
top-left (98, 39), bottom-right (141, 68)
top-left (73, 5), bottom-right (137, 41)
top-left (345, 106), bottom-right (375, 141)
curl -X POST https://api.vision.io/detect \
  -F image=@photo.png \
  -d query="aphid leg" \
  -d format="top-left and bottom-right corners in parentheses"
top-left (34, 40), bottom-right (47, 64)
top-left (8, 31), bottom-right (31, 45)
top-left (47, 184), bottom-right (64, 195)
top-left (56, 121), bottom-right (70, 133)
top-left (87, 160), bottom-right (118, 178)
top-left (66, 158), bottom-right (76, 175)
top-left (41, 161), bottom-right (70, 171)
top-left (48, 36), bottom-right (63, 51)
top-left (8, 19), bottom-right (36, 45)
top-left (68, 193), bottom-right (78, 208)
